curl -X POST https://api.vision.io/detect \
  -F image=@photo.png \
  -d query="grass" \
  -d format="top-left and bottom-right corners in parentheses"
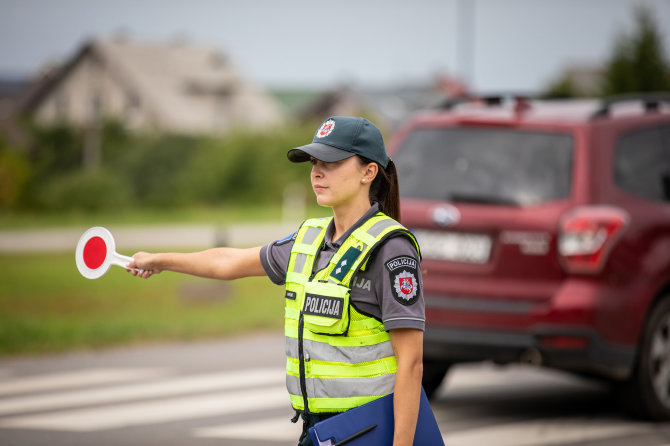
top-left (0, 252), bottom-right (285, 355)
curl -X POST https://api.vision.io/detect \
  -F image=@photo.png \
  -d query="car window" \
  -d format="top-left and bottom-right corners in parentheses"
top-left (394, 127), bottom-right (573, 206)
top-left (615, 125), bottom-right (670, 202)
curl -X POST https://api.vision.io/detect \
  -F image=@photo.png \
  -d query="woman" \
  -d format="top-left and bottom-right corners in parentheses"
top-left (128, 116), bottom-right (424, 446)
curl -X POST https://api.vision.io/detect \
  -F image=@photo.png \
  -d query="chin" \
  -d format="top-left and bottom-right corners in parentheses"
top-left (315, 196), bottom-right (333, 207)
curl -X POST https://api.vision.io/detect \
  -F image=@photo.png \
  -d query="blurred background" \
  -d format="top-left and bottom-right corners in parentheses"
top-left (0, 0), bottom-right (668, 353)
top-left (0, 2), bottom-right (669, 445)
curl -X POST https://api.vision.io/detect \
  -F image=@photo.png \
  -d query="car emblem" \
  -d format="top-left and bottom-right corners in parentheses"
top-left (432, 205), bottom-right (460, 227)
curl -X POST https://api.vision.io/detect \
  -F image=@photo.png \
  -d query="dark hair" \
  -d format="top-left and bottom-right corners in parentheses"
top-left (359, 156), bottom-right (401, 222)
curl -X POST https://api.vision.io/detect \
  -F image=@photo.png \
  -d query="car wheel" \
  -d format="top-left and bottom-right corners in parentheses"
top-left (619, 296), bottom-right (670, 420)
top-left (422, 359), bottom-right (451, 399)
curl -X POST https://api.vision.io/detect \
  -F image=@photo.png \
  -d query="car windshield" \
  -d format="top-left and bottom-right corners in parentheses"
top-left (394, 127), bottom-right (573, 206)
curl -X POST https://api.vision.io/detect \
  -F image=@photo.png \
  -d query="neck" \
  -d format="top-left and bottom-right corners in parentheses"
top-left (331, 197), bottom-right (372, 242)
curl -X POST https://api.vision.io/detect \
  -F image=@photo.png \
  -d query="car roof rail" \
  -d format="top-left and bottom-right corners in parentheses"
top-left (439, 93), bottom-right (536, 110)
top-left (590, 92), bottom-right (670, 120)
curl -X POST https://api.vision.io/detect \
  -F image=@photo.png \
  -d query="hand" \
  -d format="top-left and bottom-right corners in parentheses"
top-left (127, 252), bottom-right (161, 279)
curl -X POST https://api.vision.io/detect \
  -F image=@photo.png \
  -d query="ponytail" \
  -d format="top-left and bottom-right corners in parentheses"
top-left (361, 157), bottom-right (401, 222)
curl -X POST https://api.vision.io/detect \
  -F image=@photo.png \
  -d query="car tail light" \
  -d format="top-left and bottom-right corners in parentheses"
top-left (558, 206), bottom-right (629, 274)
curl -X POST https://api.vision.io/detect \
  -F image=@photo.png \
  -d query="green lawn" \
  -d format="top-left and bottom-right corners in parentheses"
top-left (0, 252), bottom-right (285, 355)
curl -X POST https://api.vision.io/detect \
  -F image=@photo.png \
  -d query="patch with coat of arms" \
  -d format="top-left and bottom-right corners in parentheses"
top-left (385, 256), bottom-right (420, 306)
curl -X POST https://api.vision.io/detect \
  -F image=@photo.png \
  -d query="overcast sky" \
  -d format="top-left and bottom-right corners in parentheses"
top-left (1, 0), bottom-right (669, 92)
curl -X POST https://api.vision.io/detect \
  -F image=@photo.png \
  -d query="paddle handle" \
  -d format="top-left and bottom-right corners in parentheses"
top-left (111, 253), bottom-right (143, 273)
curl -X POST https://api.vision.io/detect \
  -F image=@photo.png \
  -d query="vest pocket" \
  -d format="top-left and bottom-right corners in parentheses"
top-left (302, 281), bottom-right (350, 335)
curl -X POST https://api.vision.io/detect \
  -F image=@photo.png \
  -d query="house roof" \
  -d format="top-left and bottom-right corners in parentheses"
top-left (18, 38), bottom-right (280, 132)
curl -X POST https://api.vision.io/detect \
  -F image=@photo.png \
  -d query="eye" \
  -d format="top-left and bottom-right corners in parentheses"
top-left (309, 157), bottom-right (317, 165)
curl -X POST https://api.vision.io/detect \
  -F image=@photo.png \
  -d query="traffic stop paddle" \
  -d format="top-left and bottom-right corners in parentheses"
top-left (75, 226), bottom-right (142, 279)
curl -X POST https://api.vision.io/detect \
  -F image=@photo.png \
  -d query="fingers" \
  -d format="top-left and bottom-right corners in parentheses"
top-left (126, 267), bottom-right (155, 279)
top-left (126, 252), bottom-right (156, 279)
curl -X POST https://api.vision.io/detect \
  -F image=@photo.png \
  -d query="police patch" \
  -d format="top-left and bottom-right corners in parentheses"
top-left (303, 294), bottom-right (344, 319)
top-left (386, 256), bottom-right (420, 306)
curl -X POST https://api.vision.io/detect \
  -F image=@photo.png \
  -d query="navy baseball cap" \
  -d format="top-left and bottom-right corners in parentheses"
top-left (287, 116), bottom-right (390, 168)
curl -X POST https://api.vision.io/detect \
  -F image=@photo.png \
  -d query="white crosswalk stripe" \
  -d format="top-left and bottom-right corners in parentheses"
top-left (0, 368), bottom-right (284, 415)
top-left (194, 416), bottom-right (302, 442)
top-left (0, 386), bottom-right (290, 431)
top-left (442, 419), bottom-right (649, 446)
top-left (0, 368), bottom-right (171, 396)
top-left (0, 363), bottom-right (665, 445)
top-left (0, 367), bottom-right (290, 433)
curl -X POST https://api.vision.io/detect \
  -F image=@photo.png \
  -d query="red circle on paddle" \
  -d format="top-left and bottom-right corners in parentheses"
top-left (83, 236), bottom-right (107, 269)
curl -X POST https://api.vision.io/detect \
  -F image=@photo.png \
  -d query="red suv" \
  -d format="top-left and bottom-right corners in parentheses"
top-left (389, 94), bottom-right (670, 419)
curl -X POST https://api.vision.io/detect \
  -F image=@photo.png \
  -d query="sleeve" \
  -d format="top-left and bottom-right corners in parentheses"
top-left (371, 235), bottom-right (425, 331)
top-left (259, 232), bottom-right (296, 285)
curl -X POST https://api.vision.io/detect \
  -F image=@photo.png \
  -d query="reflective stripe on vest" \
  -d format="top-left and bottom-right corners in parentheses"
top-left (284, 212), bottom-right (420, 413)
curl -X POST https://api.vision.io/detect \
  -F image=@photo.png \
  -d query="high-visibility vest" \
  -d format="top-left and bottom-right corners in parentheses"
top-left (284, 212), bottom-right (421, 414)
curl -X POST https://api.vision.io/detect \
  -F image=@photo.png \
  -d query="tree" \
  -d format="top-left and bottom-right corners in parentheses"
top-left (602, 5), bottom-right (670, 96)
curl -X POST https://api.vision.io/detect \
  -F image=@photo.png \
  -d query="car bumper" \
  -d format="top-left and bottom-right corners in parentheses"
top-left (423, 325), bottom-right (635, 380)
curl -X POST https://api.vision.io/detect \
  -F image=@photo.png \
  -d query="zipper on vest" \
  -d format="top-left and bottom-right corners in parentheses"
top-left (298, 313), bottom-right (310, 414)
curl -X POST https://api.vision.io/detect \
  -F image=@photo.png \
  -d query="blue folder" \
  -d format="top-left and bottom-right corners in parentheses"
top-left (308, 387), bottom-right (444, 446)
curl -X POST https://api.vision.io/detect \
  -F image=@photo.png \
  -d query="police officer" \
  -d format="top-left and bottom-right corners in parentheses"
top-left (129, 116), bottom-right (424, 446)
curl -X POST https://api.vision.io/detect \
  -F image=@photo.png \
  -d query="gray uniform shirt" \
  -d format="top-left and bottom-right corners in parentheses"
top-left (260, 204), bottom-right (425, 331)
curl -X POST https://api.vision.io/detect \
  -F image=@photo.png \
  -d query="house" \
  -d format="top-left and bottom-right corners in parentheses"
top-left (296, 75), bottom-right (463, 130)
top-left (18, 38), bottom-right (284, 133)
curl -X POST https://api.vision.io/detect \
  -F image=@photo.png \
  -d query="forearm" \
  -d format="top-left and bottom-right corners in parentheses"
top-left (132, 246), bottom-right (265, 280)
top-left (389, 328), bottom-right (424, 446)
top-left (393, 358), bottom-right (423, 446)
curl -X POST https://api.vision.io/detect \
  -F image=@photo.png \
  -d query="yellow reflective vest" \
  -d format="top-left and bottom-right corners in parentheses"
top-left (284, 212), bottom-right (420, 414)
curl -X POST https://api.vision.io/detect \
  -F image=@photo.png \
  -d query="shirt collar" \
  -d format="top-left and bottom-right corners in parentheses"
top-left (325, 202), bottom-right (381, 248)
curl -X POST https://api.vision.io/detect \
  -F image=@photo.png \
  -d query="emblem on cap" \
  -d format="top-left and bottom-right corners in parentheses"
top-left (316, 119), bottom-right (335, 138)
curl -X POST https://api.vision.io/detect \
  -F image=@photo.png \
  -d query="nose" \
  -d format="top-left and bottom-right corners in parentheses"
top-left (311, 161), bottom-right (323, 178)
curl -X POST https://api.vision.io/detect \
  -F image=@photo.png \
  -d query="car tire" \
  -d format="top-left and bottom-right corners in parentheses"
top-left (422, 359), bottom-right (451, 399)
top-left (618, 295), bottom-right (670, 420)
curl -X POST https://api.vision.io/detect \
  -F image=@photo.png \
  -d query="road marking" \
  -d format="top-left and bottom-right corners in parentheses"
top-left (194, 416), bottom-right (302, 441)
top-left (0, 367), bottom-right (284, 415)
top-left (0, 386), bottom-right (289, 431)
top-left (442, 418), bottom-right (649, 446)
top-left (0, 368), bottom-right (171, 396)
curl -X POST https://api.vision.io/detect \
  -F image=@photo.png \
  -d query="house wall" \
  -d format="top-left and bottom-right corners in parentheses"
top-left (30, 41), bottom-right (284, 134)
top-left (33, 54), bottom-right (154, 129)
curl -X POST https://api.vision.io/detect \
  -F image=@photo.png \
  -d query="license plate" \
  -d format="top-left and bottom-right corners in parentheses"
top-left (413, 229), bottom-right (492, 264)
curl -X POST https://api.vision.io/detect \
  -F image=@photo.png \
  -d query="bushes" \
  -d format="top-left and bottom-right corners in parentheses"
top-left (0, 141), bottom-right (31, 208)
top-left (36, 169), bottom-right (134, 211)
top-left (5, 121), bottom-right (315, 212)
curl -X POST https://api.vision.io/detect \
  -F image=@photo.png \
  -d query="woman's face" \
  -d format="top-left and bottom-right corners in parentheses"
top-left (310, 156), bottom-right (375, 208)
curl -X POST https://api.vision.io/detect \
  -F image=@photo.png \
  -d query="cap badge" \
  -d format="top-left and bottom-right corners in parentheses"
top-left (316, 119), bottom-right (335, 138)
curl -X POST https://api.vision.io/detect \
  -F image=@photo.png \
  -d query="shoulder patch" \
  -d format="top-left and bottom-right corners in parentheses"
top-left (386, 256), bottom-right (420, 306)
top-left (274, 232), bottom-right (297, 246)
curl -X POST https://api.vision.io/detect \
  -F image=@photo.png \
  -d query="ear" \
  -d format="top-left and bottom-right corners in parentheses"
top-left (361, 162), bottom-right (378, 184)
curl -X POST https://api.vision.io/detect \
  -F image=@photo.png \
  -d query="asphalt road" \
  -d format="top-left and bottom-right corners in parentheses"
top-left (2, 334), bottom-right (670, 446)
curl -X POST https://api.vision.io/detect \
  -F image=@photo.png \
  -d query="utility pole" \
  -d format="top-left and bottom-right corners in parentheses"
top-left (457, 0), bottom-right (475, 87)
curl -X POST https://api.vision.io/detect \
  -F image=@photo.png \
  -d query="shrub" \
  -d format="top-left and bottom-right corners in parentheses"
top-left (37, 168), bottom-right (134, 212)
top-left (0, 143), bottom-right (32, 209)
